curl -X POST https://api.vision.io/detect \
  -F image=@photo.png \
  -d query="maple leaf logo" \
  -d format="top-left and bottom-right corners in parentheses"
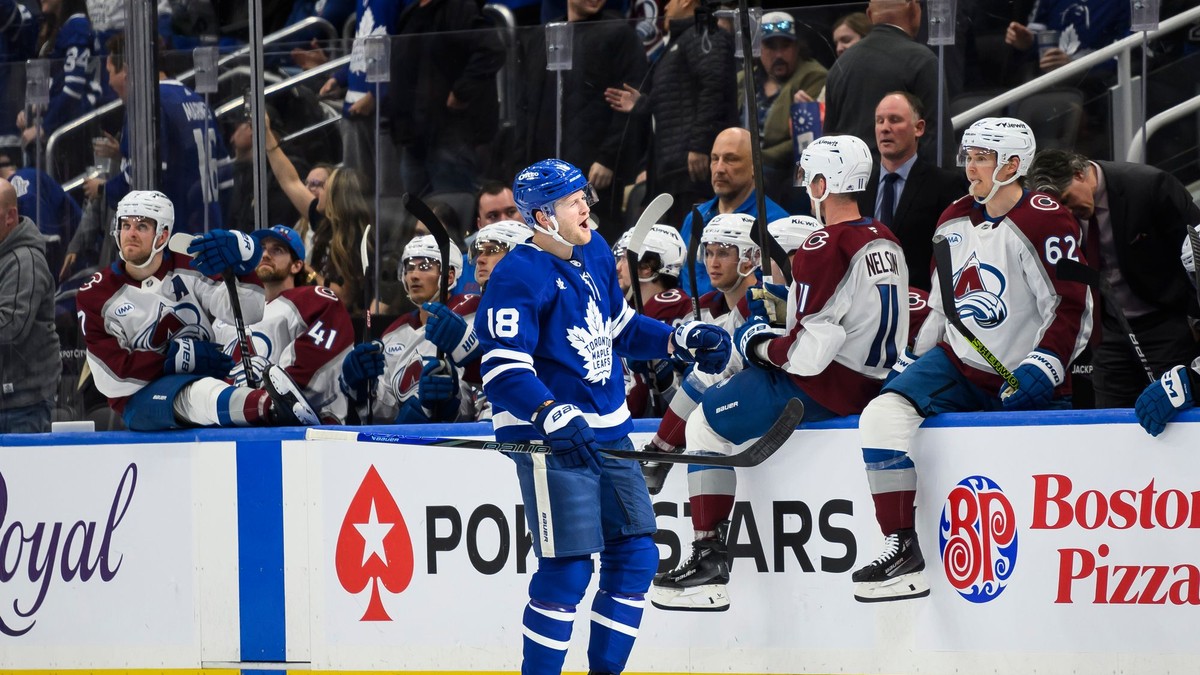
top-left (565, 297), bottom-right (612, 384)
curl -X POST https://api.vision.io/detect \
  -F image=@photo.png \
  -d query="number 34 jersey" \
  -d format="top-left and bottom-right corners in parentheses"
top-left (758, 217), bottom-right (909, 416)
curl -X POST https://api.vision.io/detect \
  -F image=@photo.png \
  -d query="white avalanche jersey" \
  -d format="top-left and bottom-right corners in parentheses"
top-left (214, 285), bottom-right (355, 423)
top-left (917, 192), bottom-right (1093, 393)
top-left (75, 253), bottom-right (265, 409)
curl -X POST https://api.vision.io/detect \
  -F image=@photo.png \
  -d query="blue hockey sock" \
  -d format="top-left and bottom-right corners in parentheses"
top-left (587, 589), bottom-right (645, 673)
top-left (522, 599), bottom-right (575, 675)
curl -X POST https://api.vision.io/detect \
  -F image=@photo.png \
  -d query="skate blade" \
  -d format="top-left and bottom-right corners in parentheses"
top-left (853, 571), bottom-right (930, 603)
top-left (649, 583), bottom-right (731, 612)
top-left (266, 367), bottom-right (320, 426)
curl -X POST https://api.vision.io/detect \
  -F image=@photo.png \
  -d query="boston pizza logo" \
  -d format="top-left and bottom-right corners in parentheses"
top-left (335, 466), bottom-right (414, 621)
top-left (939, 475), bottom-right (1018, 603)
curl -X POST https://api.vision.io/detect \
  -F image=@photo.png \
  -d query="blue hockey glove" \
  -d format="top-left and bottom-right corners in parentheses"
top-left (164, 338), bottom-right (235, 379)
top-left (340, 341), bottom-right (384, 400)
top-left (884, 348), bottom-right (918, 388)
top-left (231, 354), bottom-right (270, 388)
top-left (418, 357), bottom-right (460, 421)
top-left (187, 229), bottom-right (260, 276)
top-left (671, 321), bottom-right (732, 375)
top-left (733, 315), bottom-right (781, 369)
top-left (533, 402), bottom-right (601, 472)
top-left (1135, 365), bottom-right (1195, 437)
top-left (1000, 349), bottom-right (1063, 410)
top-left (422, 302), bottom-right (480, 366)
top-left (746, 270), bottom-right (788, 325)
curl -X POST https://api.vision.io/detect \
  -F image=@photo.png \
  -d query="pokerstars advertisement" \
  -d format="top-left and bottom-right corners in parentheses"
top-left (915, 421), bottom-right (1200, 652)
top-left (0, 443), bottom-right (199, 666)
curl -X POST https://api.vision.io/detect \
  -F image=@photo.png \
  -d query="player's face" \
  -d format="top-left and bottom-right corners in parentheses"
top-left (833, 24), bottom-right (861, 57)
top-left (116, 216), bottom-right (161, 266)
top-left (962, 148), bottom-right (1000, 199)
top-left (404, 257), bottom-right (455, 304)
top-left (760, 37), bottom-right (797, 81)
top-left (710, 138), bottom-right (753, 200)
top-left (477, 189), bottom-right (522, 226)
top-left (875, 95), bottom-right (924, 163)
top-left (256, 238), bottom-right (301, 283)
top-left (547, 190), bottom-right (593, 245)
top-left (473, 239), bottom-right (510, 287)
top-left (705, 243), bottom-right (747, 291)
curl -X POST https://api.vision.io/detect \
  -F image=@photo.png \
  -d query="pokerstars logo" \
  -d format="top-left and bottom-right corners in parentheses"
top-left (335, 466), bottom-right (414, 621)
top-left (939, 475), bottom-right (1018, 603)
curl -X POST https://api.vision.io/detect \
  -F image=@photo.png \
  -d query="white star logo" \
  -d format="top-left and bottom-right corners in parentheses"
top-left (354, 501), bottom-right (395, 566)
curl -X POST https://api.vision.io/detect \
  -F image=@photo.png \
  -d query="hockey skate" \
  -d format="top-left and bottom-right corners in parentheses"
top-left (852, 528), bottom-right (930, 602)
top-left (639, 439), bottom-right (680, 495)
top-left (264, 365), bottom-right (320, 426)
top-left (650, 523), bottom-right (730, 611)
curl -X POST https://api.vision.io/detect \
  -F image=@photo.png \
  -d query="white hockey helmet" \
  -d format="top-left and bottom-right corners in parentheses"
top-left (638, 224), bottom-right (687, 279)
top-left (796, 135), bottom-right (873, 197)
top-left (112, 190), bottom-right (175, 269)
top-left (400, 234), bottom-right (463, 280)
top-left (958, 117), bottom-right (1036, 204)
top-left (702, 213), bottom-right (761, 276)
top-left (612, 229), bottom-right (633, 258)
top-left (768, 215), bottom-right (822, 254)
top-left (472, 220), bottom-right (529, 261)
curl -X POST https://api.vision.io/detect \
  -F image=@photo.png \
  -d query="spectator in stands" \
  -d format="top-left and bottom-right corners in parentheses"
top-left (678, 126), bottom-right (788, 297)
top-left (823, 0), bottom-right (951, 167)
top-left (738, 11), bottom-right (826, 209)
top-left (0, 0), bottom-right (39, 154)
top-left (385, 0), bottom-right (505, 197)
top-left (857, 91), bottom-right (965, 290)
top-left (604, 0), bottom-right (737, 228)
top-left (0, 151), bottom-right (82, 278)
top-left (293, 162), bottom-right (333, 262)
top-left (225, 111), bottom-right (304, 233)
top-left (17, 0), bottom-right (95, 155)
top-left (832, 11), bottom-right (870, 58)
top-left (82, 34), bottom-right (228, 235)
top-left (1028, 148), bottom-right (1200, 408)
top-left (0, 178), bottom-right (60, 433)
top-left (1004, 0), bottom-right (1130, 75)
top-left (264, 122), bottom-right (370, 315)
top-left (475, 179), bottom-right (523, 229)
top-left (514, 0), bottom-right (646, 240)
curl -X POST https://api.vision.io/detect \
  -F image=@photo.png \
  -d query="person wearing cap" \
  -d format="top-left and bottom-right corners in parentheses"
top-left (212, 225), bottom-right (356, 424)
top-left (340, 234), bottom-right (478, 424)
top-left (736, 10), bottom-right (827, 205)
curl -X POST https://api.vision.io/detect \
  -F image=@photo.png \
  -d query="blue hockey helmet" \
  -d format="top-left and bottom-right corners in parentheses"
top-left (512, 159), bottom-right (595, 226)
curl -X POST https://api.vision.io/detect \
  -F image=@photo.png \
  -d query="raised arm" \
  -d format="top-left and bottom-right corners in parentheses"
top-left (263, 126), bottom-right (313, 216)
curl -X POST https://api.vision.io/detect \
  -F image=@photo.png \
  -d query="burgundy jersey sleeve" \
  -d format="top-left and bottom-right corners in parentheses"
top-left (1014, 192), bottom-right (1091, 364)
top-left (76, 271), bottom-right (165, 396)
top-left (279, 285), bottom-right (356, 388)
top-left (643, 288), bottom-right (693, 326)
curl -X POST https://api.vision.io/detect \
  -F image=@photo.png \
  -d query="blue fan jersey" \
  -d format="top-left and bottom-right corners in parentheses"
top-left (43, 13), bottom-right (96, 135)
top-left (476, 234), bottom-right (673, 443)
top-left (107, 80), bottom-right (227, 234)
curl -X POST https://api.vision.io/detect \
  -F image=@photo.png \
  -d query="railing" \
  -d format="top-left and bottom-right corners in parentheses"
top-left (44, 16), bottom-right (341, 180)
top-left (1127, 93), bottom-right (1200, 163)
top-left (950, 5), bottom-right (1200, 162)
top-left (211, 55), bottom-right (350, 119)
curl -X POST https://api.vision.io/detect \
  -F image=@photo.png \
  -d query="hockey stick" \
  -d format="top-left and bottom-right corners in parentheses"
top-left (624, 192), bottom-right (675, 316)
top-left (1187, 223), bottom-right (1200, 314)
top-left (1055, 258), bottom-right (1155, 383)
top-left (305, 397), bottom-right (802, 466)
top-left (168, 232), bottom-right (260, 388)
top-left (359, 224), bottom-right (375, 424)
top-left (402, 193), bottom-right (452, 361)
top-left (931, 235), bottom-right (1020, 390)
top-left (687, 205), bottom-right (704, 320)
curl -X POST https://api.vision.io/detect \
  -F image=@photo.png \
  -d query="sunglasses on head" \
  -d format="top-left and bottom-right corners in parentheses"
top-left (762, 20), bottom-right (793, 33)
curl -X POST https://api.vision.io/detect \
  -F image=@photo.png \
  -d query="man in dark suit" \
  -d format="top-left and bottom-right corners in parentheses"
top-left (857, 92), bottom-right (965, 290)
top-left (823, 0), bottom-right (952, 167)
top-left (1029, 149), bottom-right (1200, 408)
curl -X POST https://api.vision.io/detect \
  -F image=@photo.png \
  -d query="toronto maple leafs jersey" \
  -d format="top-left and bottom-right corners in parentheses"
top-left (106, 81), bottom-right (227, 235)
top-left (916, 192), bottom-right (1093, 394)
top-left (759, 217), bottom-right (909, 416)
top-left (334, 0), bottom-right (398, 113)
top-left (75, 253), bottom-right (265, 412)
top-left (213, 285), bottom-right (354, 423)
top-left (42, 13), bottom-right (96, 135)
top-left (371, 293), bottom-right (476, 424)
top-left (477, 236), bottom-right (675, 443)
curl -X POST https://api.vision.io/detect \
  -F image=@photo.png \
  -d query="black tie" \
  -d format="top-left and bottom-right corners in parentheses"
top-left (880, 172), bottom-right (900, 228)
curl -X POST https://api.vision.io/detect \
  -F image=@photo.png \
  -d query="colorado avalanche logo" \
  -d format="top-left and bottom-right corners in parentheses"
top-left (939, 475), bottom-right (1018, 603)
top-left (952, 252), bottom-right (1008, 328)
top-left (130, 301), bottom-right (209, 351)
top-left (565, 297), bottom-right (612, 384)
top-left (391, 357), bottom-right (425, 403)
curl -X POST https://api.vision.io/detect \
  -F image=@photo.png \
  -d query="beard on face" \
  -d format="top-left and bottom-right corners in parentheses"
top-left (256, 261), bottom-right (292, 283)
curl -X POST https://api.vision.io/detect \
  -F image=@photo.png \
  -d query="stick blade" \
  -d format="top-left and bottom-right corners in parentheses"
top-left (1055, 258), bottom-right (1099, 286)
top-left (168, 232), bottom-right (197, 257)
top-left (604, 398), bottom-right (803, 467)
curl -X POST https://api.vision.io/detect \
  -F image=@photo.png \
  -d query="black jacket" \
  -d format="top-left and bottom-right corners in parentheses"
top-left (515, 11), bottom-right (646, 180)
top-left (386, 0), bottom-right (505, 146)
top-left (856, 153), bottom-right (967, 290)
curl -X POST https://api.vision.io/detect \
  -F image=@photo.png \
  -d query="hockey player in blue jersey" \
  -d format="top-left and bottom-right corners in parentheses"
top-left (475, 159), bottom-right (731, 675)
